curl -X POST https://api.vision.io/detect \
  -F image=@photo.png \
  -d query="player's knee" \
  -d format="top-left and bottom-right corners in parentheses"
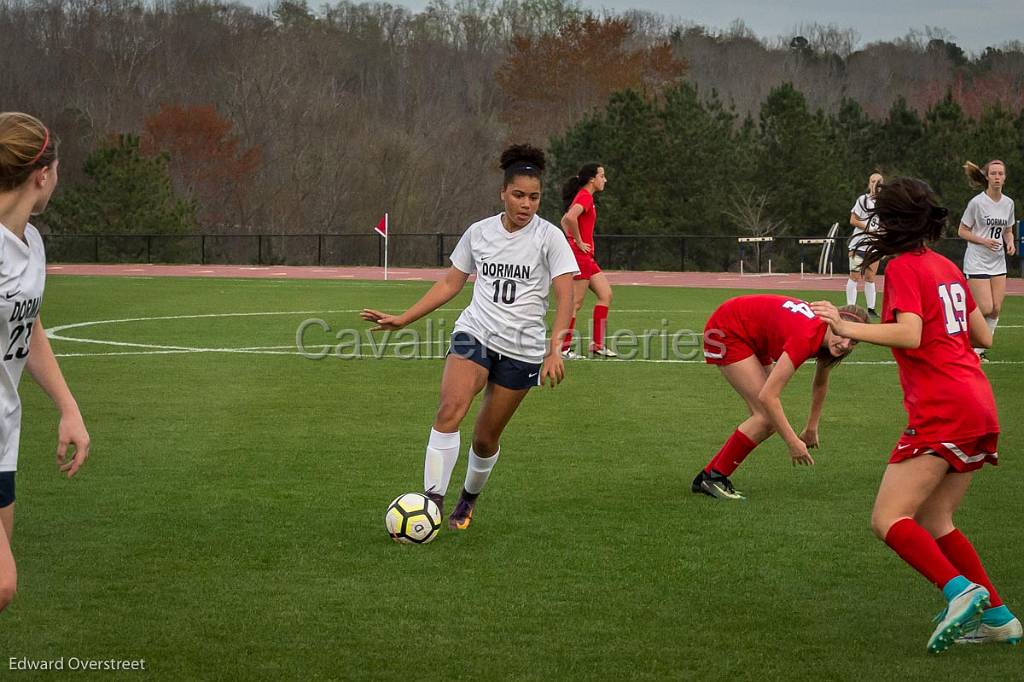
top-left (870, 511), bottom-right (904, 540)
top-left (0, 578), bottom-right (16, 611)
top-left (750, 414), bottom-right (774, 439)
top-left (864, 272), bottom-right (876, 283)
top-left (990, 302), bottom-right (1002, 318)
top-left (434, 400), bottom-right (470, 431)
top-left (471, 435), bottom-right (499, 456)
top-left (977, 300), bottom-right (994, 317)
top-left (870, 514), bottom-right (890, 540)
top-left (914, 510), bottom-right (954, 538)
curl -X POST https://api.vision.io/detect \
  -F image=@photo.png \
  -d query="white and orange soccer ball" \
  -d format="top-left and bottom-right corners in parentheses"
top-left (385, 493), bottom-right (441, 544)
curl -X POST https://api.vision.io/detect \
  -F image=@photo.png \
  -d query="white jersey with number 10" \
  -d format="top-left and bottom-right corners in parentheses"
top-left (450, 213), bottom-right (579, 364)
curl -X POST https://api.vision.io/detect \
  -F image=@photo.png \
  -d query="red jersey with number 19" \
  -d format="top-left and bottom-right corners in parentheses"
top-left (703, 294), bottom-right (827, 368)
top-left (882, 248), bottom-right (998, 445)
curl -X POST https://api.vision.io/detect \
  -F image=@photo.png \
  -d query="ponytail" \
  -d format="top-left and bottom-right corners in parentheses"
top-left (561, 163), bottom-right (601, 212)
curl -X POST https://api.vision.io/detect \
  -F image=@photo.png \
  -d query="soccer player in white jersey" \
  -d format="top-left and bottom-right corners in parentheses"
top-left (847, 172), bottom-right (884, 317)
top-left (0, 113), bottom-right (91, 614)
top-left (362, 145), bottom-right (577, 531)
top-left (959, 160), bottom-right (1017, 361)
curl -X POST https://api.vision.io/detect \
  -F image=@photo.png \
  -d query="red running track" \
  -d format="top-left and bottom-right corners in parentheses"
top-left (46, 263), bottom-right (1024, 295)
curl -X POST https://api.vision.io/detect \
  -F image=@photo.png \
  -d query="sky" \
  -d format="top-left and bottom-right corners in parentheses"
top-left (380, 0), bottom-right (1023, 54)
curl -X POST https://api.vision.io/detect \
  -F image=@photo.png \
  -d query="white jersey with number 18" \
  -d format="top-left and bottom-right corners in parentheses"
top-left (961, 191), bottom-right (1015, 276)
top-left (0, 223), bottom-right (46, 472)
top-left (450, 213), bottom-right (579, 364)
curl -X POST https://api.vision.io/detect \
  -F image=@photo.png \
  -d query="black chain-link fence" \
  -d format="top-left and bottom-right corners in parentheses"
top-left (41, 232), bottom-right (1024, 276)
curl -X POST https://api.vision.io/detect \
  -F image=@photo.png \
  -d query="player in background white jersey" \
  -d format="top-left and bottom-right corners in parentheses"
top-left (847, 172), bottom-right (884, 317)
top-left (362, 145), bottom-right (577, 531)
top-left (0, 113), bottom-right (90, 614)
top-left (959, 160), bottom-right (1017, 361)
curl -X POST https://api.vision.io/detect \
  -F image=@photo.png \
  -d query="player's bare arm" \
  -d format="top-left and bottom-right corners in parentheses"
top-left (757, 353), bottom-right (814, 466)
top-left (362, 267), bottom-right (470, 331)
top-left (811, 301), bottom-right (923, 349)
top-left (25, 317), bottom-right (90, 478)
top-left (560, 204), bottom-right (591, 253)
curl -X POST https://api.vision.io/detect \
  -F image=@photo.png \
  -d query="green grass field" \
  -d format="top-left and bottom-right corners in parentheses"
top-left (4, 275), bottom-right (1023, 680)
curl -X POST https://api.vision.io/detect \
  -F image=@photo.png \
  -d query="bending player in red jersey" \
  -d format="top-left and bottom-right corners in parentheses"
top-left (692, 294), bottom-right (866, 500)
top-left (559, 164), bottom-right (616, 357)
top-left (811, 177), bottom-right (1020, 653)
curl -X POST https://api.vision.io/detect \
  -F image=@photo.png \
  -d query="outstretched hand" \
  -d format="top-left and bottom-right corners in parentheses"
top-left (360, 309), bottom-right (405, 332)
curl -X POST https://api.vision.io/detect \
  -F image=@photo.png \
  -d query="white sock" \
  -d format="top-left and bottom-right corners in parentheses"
top-left (864, 282), bottom-right (877, 310)
top-left (987, 316), bottom-right (998, 336)
top-left (846, 279), bottom-right (858, 306)
top-left (424, 428), bottom-right (460, 497)
top-left (463, 447), bottom-right (500, 495)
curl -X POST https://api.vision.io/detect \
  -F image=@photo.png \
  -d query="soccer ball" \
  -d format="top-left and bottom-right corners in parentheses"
top-left (385, 493), bottom-right (441, 544)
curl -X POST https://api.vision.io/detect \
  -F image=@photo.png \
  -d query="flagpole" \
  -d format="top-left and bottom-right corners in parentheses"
top-left (384, 212), bottom-right (389, 281)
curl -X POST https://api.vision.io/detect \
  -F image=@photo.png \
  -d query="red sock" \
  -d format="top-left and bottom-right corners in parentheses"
top-left (592, 305), bottom-right (608, 349)
top-left (884, 518), bottom-right (961, 589)
top-left (936, 529), bottom-right (1003, 607)
top-left (704, 429), bottom-right (757, 476)
top-left (561, 317), bottom-right (576, 352)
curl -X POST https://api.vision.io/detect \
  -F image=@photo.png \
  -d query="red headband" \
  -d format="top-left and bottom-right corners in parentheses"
top-left (28, 128), bottom-right (50, 166)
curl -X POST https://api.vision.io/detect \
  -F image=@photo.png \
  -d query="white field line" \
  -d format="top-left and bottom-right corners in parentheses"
top-left (46, 310), bottom-right (1024, 363)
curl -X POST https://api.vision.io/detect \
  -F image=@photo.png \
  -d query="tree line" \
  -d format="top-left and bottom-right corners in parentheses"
top-left (1, 0), bottom-right (1020, 258)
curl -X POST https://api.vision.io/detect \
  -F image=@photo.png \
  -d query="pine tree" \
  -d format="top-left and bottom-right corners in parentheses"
top-left (46, 135), bottom-right (196, 235)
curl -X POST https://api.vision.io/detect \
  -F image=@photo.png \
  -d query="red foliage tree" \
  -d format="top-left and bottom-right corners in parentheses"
top-left (141, 104), bottom-right (262, 229)
top-left (496, 16), bottom-right (686, 144)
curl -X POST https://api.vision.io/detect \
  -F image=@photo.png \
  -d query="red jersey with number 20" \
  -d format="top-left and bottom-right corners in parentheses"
top-left (703, 294), bottom-right (827, 368)
top-left (882, 248), bottom-right (998, 444)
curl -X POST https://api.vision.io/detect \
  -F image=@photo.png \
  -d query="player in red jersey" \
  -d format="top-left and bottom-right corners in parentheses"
top-left (559, 164), bottom-right (615, 357)
top-left (811, 177), bottom-right (1020, 653)
top-left (691, 294), bottom-right (867, 500)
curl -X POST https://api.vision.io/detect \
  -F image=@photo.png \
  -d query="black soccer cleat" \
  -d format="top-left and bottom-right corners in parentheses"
top-left (691, 470), bottom-right (745, 500)
top-left (867, 308), bottom-right (879, 319)
top-left (448, 489), bottom-right (478, 530)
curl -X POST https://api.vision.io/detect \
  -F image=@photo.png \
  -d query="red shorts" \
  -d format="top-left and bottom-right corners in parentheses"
top-left (572, 248), bottom-right (602, 280)
top-left (888, 432), bottom-right (999, 473)
top-left (702, 317), bottom-right (770, 367)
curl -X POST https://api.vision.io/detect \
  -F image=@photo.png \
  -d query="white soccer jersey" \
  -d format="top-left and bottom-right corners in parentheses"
top-left (450, 213), bottom-right (579, 364)
top-left (962, 192), bottom-right (1016, 276)
top-left (849, 193), bottom-right (877, 252)
top-left (0, 223), bottom-right (46, 472)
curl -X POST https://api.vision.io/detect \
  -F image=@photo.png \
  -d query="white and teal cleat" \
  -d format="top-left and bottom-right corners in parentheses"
top-left (927, 583), bottom-right (990, 654)
top-left (956, 616), bottom-right (1023, 645)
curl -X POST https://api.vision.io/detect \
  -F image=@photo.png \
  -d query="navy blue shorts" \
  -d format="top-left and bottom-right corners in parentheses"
top-left (448, 332), bottom-right (541, 390)
top-left (965, 272), bottom-right (1006, 279)
top-left (0, 471), bottom-right (14, 508)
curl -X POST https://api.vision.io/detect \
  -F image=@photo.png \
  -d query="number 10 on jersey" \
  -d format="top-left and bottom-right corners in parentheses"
top-left (491, 280), bottom-right (517, 304)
